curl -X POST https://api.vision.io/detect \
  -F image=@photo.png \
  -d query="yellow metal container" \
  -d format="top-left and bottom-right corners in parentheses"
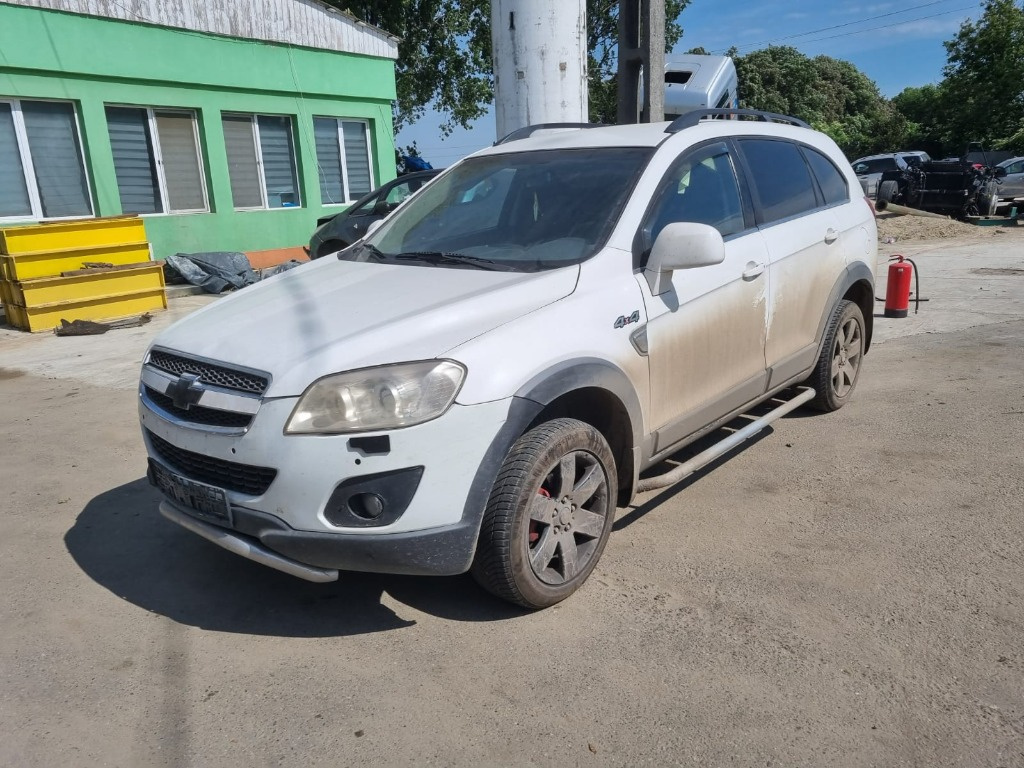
top-left (0, 279), bottom-right (15, 307)
top-left (0, 241), bottom-right (151, 281)
top-left (8, 263), bottom-right (164, 306)
top-left (3, 288), bottom-right (167, 333)
top-left (0, 216), bottom-right (147, 255)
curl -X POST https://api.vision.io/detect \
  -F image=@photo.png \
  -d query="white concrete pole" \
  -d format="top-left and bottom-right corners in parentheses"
top-left (490, 0), bottom-right (589, 141)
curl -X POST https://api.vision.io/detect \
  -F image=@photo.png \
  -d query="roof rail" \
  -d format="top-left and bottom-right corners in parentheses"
top-left (494, 122), bottom-right (604, 146)
top-left (665, 109), bottom-right (810, 133)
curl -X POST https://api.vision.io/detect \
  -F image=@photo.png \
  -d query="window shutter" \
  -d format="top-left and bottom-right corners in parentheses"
top-left (314, 117), bottom-right (344, 204)
top-left (257, 115), bottom-right (298, 208)
top-left (222, 115), bottom-right (263, 209)
top-left (22, 101), bottom-right (93, 218)
top-left (0, 103), bottom-right (33, 217)
top-left (342, 122), bottom-right (372, 198)
top-left (106, 106), bottom-right (162, 215)
top-left (155, 111), bottom-right (207, 213)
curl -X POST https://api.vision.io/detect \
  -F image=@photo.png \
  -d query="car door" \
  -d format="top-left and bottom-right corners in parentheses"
top-left (636, 141), bottom-right (770, 453)
top-left (735, 138), bottom-right (851, 388)
top-left (1001, 160), bottom-right (1024, 198)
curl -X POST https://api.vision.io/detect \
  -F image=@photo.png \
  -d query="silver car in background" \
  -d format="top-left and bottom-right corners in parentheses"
top-left (996, 157), bottom-right (1024, 201)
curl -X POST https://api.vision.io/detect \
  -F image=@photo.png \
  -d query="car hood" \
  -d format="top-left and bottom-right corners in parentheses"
top-left (152, 257), bottom-right (579, 397)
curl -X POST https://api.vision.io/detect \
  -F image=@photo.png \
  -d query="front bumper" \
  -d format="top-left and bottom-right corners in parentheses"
top-left (159, 498), bottom-right (483, 579)
top-left (141, 390), bottom-right (543, 577)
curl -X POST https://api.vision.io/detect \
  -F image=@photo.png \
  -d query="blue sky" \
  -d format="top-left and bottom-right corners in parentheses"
top-left (397, 0), bottom-right (983, 168)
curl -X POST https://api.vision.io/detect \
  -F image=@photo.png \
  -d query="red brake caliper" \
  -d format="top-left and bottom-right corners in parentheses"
top-left (530, 488), bottom-right (550, 544)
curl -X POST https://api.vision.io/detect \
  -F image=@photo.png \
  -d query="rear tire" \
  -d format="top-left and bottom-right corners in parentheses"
top-left (808, 300), bottom-right (865, 412)
top-left (471, 418), bottom-right (617, 609)
top-left (877, 180), bottom-right (899, 204)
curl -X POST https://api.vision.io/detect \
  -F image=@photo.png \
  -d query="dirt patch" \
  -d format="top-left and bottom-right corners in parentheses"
top-left (0, 368), bottom-right (25, 381)
top-left (875, 212), bottom-right (1000, 243)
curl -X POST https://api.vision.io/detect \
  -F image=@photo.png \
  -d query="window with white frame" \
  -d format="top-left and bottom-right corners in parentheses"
top-left (313, 117), bottom-right (374, 205)
top-left (0, 98), bottom-right (93, 221)
top-left (105, 106), bottom-right (209, 215)
top-left (222, 114), bottom-right (300, 210)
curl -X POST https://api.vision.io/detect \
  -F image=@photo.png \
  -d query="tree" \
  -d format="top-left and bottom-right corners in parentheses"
top-left (733, 46), bottom-right (910, 157)
top-left (941, 0), bottom-right (1024, 152)
top-left (891, 84), bottom-right (947, 157)
top-left (332, 1), bottom-right (690, 133)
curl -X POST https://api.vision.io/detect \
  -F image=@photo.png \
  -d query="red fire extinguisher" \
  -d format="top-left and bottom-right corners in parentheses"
top-left (884, 255), bottom-right (919, 318)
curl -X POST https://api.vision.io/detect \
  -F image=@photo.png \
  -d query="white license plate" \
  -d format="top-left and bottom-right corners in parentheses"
top-left (148, 459), bottom-right (232, 525)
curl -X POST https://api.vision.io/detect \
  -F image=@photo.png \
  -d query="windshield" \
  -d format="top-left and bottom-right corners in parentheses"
top-left (349, 148), bottom-right (653, 272)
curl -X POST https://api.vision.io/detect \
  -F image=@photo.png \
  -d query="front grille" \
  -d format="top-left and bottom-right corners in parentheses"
top-left (148, 350), bottom-right (269, 395)
top-left (146, 430), bottom-right (277, 496)
top-left (144, 387), bottom-right (253, 429)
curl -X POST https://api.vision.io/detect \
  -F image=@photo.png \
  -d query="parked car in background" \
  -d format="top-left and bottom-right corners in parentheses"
top-left (852, 151), bottom-right (931, 196)
top-left (996, 157), bottom-right (1024, 200)
top-left (308, 169), bottom-right (442, 259)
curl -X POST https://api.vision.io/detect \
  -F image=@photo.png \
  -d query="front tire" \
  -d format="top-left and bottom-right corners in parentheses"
top-left (808, 300), bottom-right (865, 412)
top-left (471, 418), bottom-right (617, 609)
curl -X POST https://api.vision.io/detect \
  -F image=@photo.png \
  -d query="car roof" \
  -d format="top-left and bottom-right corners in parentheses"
top-left (997, 156), bottom-right (1024, 167)
top-left (472, 117), bottom-right (832, 157)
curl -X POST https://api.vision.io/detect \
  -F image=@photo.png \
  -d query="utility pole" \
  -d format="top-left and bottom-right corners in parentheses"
top-left (490, 0), bottom-right (588, 141)
top-left (617, 0), bottom-right (665, 124)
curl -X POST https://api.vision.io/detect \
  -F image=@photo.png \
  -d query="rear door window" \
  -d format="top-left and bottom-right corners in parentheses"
top-left (802, 148), bottom-right (849, 207)
top-left (737, 139), bottom-right (818, 225)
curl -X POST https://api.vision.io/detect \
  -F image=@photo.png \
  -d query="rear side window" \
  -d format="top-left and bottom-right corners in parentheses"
top-left (738, 139), bottom-right (817, 224)
top-left (803, 148), bottom-right (849, 206)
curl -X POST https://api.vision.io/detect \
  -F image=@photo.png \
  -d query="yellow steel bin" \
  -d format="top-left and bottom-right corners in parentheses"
top-left (3, 288), bottom-right (167, 332)
top-left (0, 216), bottom-right (147, 255)
top-left (0, 241), bottom-right (151, 281)
top-left (7, 263), bottom-right (164, 306)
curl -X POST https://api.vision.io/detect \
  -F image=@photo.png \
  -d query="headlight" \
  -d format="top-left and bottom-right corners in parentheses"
top-left (285, 360), bottom-right (466, 434)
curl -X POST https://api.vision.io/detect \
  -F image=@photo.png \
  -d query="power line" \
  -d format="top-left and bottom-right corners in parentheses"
top-left (716, 1), bottom-right (976, 54)
top-left (722, 0), bottom-right (949, 51)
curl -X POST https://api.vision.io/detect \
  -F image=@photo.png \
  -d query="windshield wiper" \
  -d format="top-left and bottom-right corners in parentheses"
top-left (341, 241), bottom-right (389, 263)
top-left (393, 251), bottom-right (515, 271)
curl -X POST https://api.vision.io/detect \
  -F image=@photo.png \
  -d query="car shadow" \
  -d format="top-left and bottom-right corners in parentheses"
top-left (65, 479), bottom-right (526, 637)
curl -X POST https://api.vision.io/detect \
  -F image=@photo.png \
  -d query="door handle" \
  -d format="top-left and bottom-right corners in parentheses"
top-left (742, 261), bottom-right (765, 280)
top-left (824, 228), bottom-right (839, 244)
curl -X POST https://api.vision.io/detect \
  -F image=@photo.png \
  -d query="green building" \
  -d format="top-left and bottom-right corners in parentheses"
top-left (0, 0), bottom-right (399, 260)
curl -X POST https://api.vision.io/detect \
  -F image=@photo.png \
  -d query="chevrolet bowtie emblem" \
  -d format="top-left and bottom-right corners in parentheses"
top-left (167, 373), bottom-right (204, 410)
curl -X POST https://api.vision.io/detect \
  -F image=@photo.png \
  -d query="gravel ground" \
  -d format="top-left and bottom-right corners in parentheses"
top-left (1, 236), bottom-right (1023, 767)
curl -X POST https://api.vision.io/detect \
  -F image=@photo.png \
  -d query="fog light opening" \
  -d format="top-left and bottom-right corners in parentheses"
top-left (348, 492), bottom-right (386, 520)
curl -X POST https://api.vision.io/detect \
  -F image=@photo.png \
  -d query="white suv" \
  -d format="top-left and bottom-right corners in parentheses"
top-left (140, 111), bottom-right (877, 609)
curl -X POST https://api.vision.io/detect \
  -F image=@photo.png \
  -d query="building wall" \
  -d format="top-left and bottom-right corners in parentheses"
top-left (0, 2), bottom-right (398, 259)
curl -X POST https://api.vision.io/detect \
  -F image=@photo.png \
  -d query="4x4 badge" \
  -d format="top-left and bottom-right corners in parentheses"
top-left (614, 310), bottom-right (641, 329)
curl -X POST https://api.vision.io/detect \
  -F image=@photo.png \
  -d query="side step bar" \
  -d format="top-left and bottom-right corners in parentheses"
top-left (636, 387), bottom-right (816, 493)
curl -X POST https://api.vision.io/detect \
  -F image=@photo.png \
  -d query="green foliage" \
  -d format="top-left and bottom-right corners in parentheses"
top-left (733, 46), bottom-right (910, 157)
top-left (334, 1), bottom-right (492, 135)
top-left (890, 84), bottom-right (947, 157)
top-left (941, 0), bottom-right (1024, 152)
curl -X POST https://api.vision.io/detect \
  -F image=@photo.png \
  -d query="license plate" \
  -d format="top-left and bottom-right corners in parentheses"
top-left (148, 459), bottom-right (232, 525)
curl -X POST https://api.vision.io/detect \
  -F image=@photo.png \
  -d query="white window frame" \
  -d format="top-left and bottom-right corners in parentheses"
top-left (106, 105), bottom-right (210, 216)
top-left (0, 97), bottom-right (95, 224)
top-left (223, 113), bottom-right (301, 212)
top-left (316, 116), bottom-right (375, 207)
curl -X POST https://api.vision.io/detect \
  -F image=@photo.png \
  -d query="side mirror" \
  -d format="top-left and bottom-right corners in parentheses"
top-left (994, 166), bottom-right (1007, 178)
top-left (645, 222), bottom-right (725, 295)
top-left (372, 199), bottom-right (393, 216)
